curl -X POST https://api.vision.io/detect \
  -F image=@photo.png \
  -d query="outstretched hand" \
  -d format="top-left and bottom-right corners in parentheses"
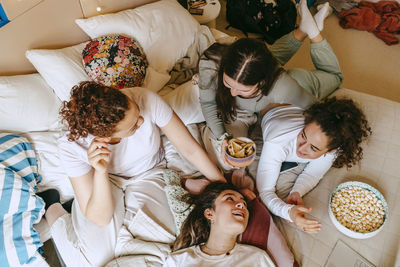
top-left (289, 205), bottom-right (321, 234)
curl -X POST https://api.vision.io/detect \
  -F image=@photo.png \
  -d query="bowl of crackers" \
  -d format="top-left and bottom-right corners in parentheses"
top-left (225, 137), bottom-right (256, 168)
top-left (329, 181), bottom-right (388, 239)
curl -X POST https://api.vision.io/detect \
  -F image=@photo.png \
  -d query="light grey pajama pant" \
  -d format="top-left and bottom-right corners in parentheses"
top-left (270, 31), bottom-right (343, 99)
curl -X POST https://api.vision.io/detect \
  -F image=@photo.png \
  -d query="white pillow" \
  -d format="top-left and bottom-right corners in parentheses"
top-left (26, 42), bottom-right (90, 102)
top-left (26, 42), bottom-right (170, 101)
top-left (142, 66), bottom-right (171, 93)
top-left (162, 80), bottom-right (205, 125)
top-left (0, 74), bottom-right (61, 132)
top-left (22, 131), bottom-right (74, 202)
top-left (75, 0), bottom-right (199, 74)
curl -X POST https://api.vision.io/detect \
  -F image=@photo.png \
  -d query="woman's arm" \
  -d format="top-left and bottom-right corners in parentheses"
top-left (69, 138), bottom-right (114, 226)
top-left (256, 142), bottom-right (294, 221)
top-left (161, 112), bottom-right (225, 182)
top-left (198, 58), bottom-right (226, 138)
top-left (290, 152), bottom-right (335, 197)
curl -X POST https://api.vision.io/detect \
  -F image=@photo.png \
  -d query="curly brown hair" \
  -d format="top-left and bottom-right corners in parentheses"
top-left (304, 97), bottom-right (371, 168)
top-left (60, 81), bottom-right (129, 141)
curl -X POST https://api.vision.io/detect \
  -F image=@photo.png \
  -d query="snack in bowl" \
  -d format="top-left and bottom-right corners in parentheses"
top-left (329, 181), bottom-right (388, 239)
top-left (225, 137), bottom-right (256, 168)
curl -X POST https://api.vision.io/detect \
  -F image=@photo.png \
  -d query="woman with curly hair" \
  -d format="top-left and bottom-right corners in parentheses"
top-left (199, 0), bottom-right (341, 175)
top-left (164, 182), bottom-right (275, 266)
top-left (42, 81), bottom-right (225, 266)
top-left (256, 97), bottom-right (371, 234)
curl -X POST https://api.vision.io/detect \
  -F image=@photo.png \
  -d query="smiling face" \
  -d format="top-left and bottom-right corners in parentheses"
top-left (111, 98), bottom-right (144, 140)
top-left (223, 73), bottom-right (259, 98)
top-left (205, 190), bottom-right (249, 235)
top-left (296, 121), bottom-right (331, 159)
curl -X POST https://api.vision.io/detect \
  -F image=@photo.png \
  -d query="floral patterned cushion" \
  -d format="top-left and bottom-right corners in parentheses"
top-left (82, 35), bottom-right (148, 89)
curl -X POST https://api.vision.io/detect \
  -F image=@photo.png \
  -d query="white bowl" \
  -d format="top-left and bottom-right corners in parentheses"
top-left (328, 181), bottom-right (388, 239)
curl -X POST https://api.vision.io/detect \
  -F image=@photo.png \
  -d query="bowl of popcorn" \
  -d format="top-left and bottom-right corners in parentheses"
top-left (225, 137), bottom-right (256, 168)
top-left (329, 181), bottom-right (388, 239)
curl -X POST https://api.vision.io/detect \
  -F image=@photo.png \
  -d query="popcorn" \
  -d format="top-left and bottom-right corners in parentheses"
top-left (331, 186), bottom-right (385, 233)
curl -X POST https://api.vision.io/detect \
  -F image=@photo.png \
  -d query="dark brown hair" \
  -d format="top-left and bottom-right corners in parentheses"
top-left (60, 81), bottom-right (129, 141)
top-left (304, 97), bottom-right (372, 168)
top-left (203, 38), bottom-right (283, 122)
top-left (172, 182), bottom-right (244, 251)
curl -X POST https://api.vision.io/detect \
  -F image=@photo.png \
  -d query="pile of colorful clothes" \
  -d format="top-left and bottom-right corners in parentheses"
top-left (338, 0), bottom-right (400, 45)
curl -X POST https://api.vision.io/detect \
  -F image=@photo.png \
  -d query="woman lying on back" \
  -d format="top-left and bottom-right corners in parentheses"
top-left (164, 182), bottom-right (275, 267)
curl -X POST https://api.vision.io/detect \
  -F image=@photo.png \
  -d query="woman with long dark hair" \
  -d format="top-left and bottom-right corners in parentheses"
top-left (164, 182), bottom-right (275, 266)
top-left (199, 0), bottom-right (342, 175)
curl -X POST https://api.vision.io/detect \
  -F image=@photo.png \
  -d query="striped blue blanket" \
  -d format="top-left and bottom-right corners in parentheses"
top-left (0, 133), bottom-right (45, 266)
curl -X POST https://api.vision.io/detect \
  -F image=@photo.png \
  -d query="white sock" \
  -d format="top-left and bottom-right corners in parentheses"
top-left (314, 2), bottom-right (332, 31)
top-left (298, 0), bottom-right (320, 39)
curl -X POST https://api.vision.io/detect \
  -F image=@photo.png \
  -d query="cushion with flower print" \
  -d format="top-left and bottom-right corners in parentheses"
top-left (82, 35), bottom-right (148, 89)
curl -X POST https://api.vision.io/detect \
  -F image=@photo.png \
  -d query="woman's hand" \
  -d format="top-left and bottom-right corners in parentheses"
top-left (240, 188), bottom-right (256, 201)
top-left (88, 137), bottom-right (112, 173)
top-left (286, 192), bottom-right (304, 206)
top-left (220, 139), bottom-right (239, 169)
top-left (289, 205), bottom-right (321, 234)
top-left (184, 177), bottom-right (211, 195)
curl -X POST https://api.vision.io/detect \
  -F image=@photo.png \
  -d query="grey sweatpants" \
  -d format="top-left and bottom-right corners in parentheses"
top-left (270, 32), bottom-right (343, 99)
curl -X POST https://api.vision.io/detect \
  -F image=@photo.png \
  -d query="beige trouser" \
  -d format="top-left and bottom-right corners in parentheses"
top-left (50, 164), bottom-right (176, 267)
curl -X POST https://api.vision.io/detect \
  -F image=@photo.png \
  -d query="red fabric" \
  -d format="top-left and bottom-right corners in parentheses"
top-left (373, 0), bottom-right (400, 13)
top-left (338, 1), bottom-right (400, 45)
top-left (241, 198), bottom-right (271, 250)
top-left (338, 7), bottom-right (381, 31)
top-left (241, 198), bottom-right (298, 267)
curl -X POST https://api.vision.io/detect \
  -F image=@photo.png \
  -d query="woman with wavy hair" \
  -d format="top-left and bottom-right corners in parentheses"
top-left (256, 97), bottom-right (371, 233)
top-left (40, 81), bottom-right (225, 266)
top-left (165, 182), bottom-right (275, 266)
top-left (199, 0), bottom-right (341, 176)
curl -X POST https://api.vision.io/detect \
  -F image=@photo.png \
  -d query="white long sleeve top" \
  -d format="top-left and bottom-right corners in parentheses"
top-left (256, 106), bottom-right (336, 221)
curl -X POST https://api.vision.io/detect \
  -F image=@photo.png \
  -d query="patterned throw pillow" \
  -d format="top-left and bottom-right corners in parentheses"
top-left (82, 35), bottom-right (148, 89)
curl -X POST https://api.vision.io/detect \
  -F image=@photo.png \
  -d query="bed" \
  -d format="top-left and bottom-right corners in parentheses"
top-left (0, 0), bottom-right (399, 266)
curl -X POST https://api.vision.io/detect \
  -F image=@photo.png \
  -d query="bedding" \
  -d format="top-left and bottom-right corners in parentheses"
top-left (75, 0), bottom-right (200, 74)
top-left (0, 74), bottom-right (61, 132)
top-left (82, 35), bottom-right (148, 89)
top-left (2, 0), bottom-right (399, 265)
top-left (26, 42), bottom-right (90, 102)
top-left (0, 134), bottom-right (45, 266)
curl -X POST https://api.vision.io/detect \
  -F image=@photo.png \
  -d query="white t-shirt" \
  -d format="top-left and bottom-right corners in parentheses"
top-left (164, 243), bottom-right (275, 267)
top-left (58, 87), bottom-right (173, 178)
top-left (257, 106), bottom-right (336, 221)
